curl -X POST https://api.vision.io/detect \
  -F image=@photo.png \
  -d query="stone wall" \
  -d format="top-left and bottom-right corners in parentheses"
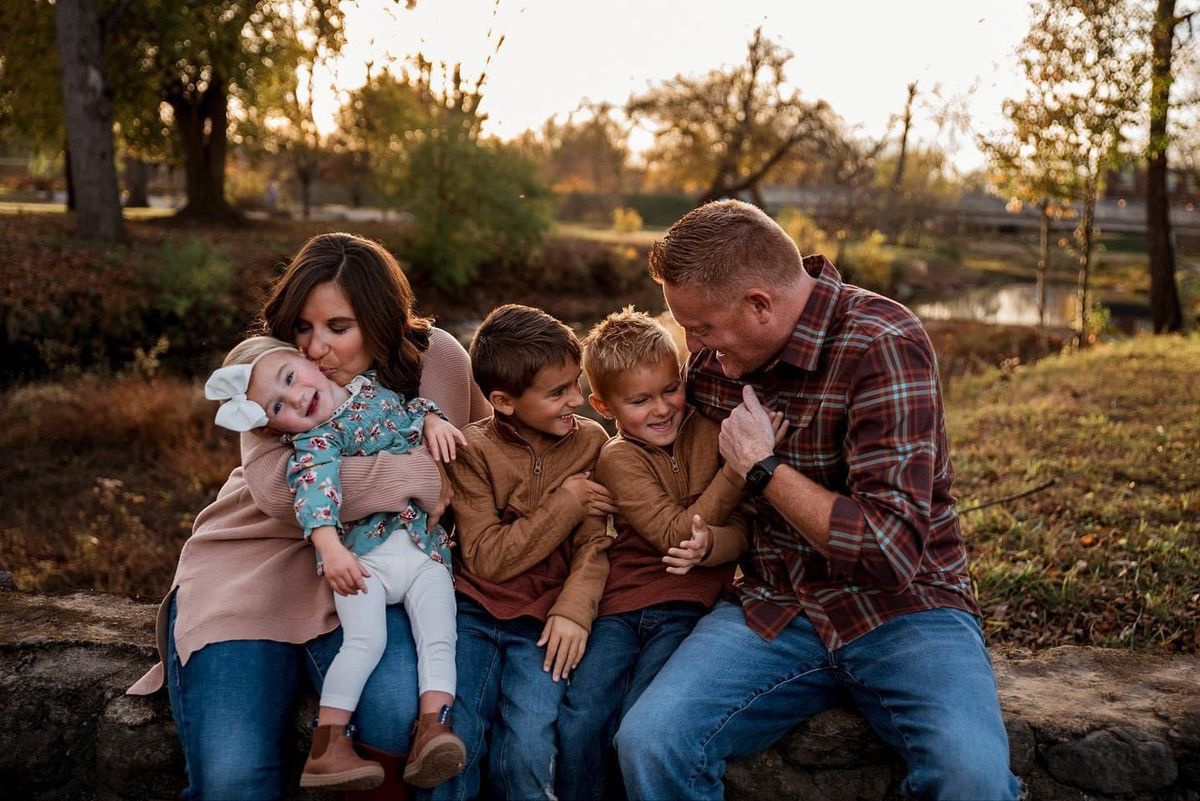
top-left (3, 589), bottom-right (1198, 800)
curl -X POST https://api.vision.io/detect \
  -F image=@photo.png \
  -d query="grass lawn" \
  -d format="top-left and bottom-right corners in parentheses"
top-left (950, 334), bottom-right (1200, 652)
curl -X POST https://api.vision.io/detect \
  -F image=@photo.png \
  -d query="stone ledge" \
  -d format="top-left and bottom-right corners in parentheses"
top-left (3, 590), bottom-right (1198, 800)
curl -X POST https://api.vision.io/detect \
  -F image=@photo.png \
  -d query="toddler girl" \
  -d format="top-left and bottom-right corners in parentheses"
top-left (205, 336), bottom-right (467, 791)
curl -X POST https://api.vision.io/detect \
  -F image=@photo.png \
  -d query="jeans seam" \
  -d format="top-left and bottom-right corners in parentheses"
top-left (686, 662), bottom-right (834, 795)
top-left (459, 618), bottom-right (500, 801)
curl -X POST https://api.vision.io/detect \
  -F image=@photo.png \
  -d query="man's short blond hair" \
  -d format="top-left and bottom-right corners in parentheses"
top-left (582, 307), bottom-right (681, 398)
top-left (648, 199), bottom-right (804, 295)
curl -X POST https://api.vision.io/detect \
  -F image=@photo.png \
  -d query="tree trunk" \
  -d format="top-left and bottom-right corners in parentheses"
top-left (1038, 206), bottom-right (1051, 343)
top-left (300, 172), bottom-right (312, 220)
top-left (1076, 184), bottom-right (1097, 347)
top-left (167, 71), bottom-right (241, 222)
top-left (64, 143), bottom-right (76, 211)
top-left (55, 0), bottom-right (124, 241)
top-left (1147, 0), bottom-right (1184, 332)
top-left (887, 81), bottom-right (918, 242)
top-left (123, 155), bottom-right (150, 208)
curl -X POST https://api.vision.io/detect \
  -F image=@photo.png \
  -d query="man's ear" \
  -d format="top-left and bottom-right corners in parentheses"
top-left (743, 288), bottom-right (774, 322)
top-left (488, 389), bottom-right (516, 417)
top-left (588, 392), bottom-right (615, 420)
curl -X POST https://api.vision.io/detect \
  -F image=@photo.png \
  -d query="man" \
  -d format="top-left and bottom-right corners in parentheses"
top-left (614, 200), bottom-right (1018, 800)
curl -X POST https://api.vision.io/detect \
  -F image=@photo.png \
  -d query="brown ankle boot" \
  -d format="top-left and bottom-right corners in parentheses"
top-left (301, 723), bottom-right (385, 791)
top-left (342, 743), bottom-right (409, 801)
top-left (403, 705), bottom-right (467, 788)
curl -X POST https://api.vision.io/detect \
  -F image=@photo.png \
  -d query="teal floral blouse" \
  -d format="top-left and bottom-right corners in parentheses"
top-left (285, 374), bottom-right (452, 572)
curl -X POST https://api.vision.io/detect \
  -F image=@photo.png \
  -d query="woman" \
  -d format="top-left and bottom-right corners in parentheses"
top-left (129, 233), bottom-right (490, 801)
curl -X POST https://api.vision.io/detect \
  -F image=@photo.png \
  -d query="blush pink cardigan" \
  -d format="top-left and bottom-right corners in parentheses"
top-left (129, 327), bottom-right (489, 694)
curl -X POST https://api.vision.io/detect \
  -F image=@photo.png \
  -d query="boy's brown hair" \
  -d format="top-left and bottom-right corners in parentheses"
top-left (581, 307), bottom-right (681, 398)
top-left (648, 199), bottom-right (804, 295)
top-left (470, 304), bottom-right (581, 397)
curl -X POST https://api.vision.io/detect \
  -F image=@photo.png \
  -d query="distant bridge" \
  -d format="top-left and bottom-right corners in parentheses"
top-left (757, 187), bottom-right (1200, 236)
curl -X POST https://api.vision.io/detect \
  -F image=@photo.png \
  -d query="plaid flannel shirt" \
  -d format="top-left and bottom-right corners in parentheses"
top-left (688, 256), bottom-right (980, 650)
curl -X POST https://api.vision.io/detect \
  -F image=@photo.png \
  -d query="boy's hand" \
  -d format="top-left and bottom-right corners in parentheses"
top-left (769, 409), bottom-right (790, 446)
top-left (560, 471), bottom-right (617, 518)
top-left (429, 461), bottom-right (453, 529)
top-left (663, 514), bottom-right (713, 574)
top-left (312, 528), bottom-right (370, 596)
top-left (425, 415), bottom-right (466, 463)
top-left (536, 614), bottom-right (588, 682)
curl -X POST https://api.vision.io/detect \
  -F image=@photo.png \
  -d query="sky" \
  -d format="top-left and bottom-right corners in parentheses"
top-left (313, 0), bottom-right (1035, 173)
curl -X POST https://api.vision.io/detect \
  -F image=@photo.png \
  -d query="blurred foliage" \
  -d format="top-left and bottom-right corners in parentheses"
top-left (611, 206), bottom-right (643, 234)
top-left (338, 57), bottom-right (553, 288)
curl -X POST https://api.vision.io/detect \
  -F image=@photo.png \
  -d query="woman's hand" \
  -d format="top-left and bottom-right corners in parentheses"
top-left (537, 614), bottom-right (588, 682)
top-left (312, 527), bottom-right (370, 596)
top-left (663, 514), bottom-right (712, 575)
top-left (424, 415), bottom-right (467, 463)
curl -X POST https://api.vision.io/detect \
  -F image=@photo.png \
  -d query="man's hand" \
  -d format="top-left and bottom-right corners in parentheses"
top-left (424, 415), bottom-right (467, 463)
top-left (663, 514), bottom-right (712, 574)
top-left (312, 527), bottom-right (370, 596)
top-left (559, 471), bottom-right (618, 518)
top-left (536, 614), bottom-right (588, 682)
top-left (719, 385), bottom-right (780, 478)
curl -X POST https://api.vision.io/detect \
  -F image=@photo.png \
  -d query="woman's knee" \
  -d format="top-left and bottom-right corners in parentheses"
top-left (184, 725), bottom-right (285, 801)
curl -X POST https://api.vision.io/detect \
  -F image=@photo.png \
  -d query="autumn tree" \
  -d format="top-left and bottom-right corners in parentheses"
top-left (1145, 0), bottom-right (1197, 332)
top-left (539, 102), bottom-right (630, 195)
top-left (627, 27), bottom-right (838, 206)
top-left (981, 77), bottom-right (1078, 337)
top-left (986, 0), bottom-right (1145, 343)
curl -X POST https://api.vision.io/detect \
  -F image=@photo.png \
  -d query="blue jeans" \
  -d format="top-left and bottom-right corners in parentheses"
top-left (166, 593), bottom-right (420, 800)
top-left (557, 602), bottom-right (705, 801)
top-left (615, 603), bottom-right (1019, 801)
top-left (428, 597), bottom-right (567, 801)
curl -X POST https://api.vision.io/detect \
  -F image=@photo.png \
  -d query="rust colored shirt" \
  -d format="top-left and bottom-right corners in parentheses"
top-left (447, 415), bottom-right (612, 631)
top-left (688, 257), bottom-right (981, 650)
top-left (594, 408), bottom-right (747, 617)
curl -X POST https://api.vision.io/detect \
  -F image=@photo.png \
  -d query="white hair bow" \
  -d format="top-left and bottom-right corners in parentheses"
top-left (205, 364), bottom-right (269, 432)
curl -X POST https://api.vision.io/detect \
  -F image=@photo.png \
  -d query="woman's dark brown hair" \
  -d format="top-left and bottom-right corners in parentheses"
top-left (259, 233), bottom-right (433, 398)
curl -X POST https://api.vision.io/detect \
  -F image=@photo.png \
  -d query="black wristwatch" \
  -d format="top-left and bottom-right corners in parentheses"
top-left (744, 455), bottom-right (780, 495)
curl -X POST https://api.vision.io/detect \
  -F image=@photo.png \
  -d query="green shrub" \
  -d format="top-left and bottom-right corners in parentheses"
top-left (401, 138), bottom-right (553, 289)
top-left (841, 231), bottom-right (895, 292)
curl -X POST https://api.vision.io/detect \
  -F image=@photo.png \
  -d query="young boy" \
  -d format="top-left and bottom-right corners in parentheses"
top-left (556, 307), bottom-right (757, 801)
top-left (434, 304), bottom-right (616, 801)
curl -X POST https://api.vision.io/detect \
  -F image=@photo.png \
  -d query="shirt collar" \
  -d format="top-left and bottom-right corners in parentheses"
top-left (768, 255), bottom-right (843, 374)
top-left (489, 413), bottom-right (578, 447)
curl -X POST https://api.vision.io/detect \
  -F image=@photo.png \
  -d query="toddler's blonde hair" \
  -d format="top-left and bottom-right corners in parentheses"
top-left (223, 335), bottom-right (299, 368)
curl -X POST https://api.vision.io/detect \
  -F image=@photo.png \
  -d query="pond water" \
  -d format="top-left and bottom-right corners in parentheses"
top-left (912, 283), bottom-right (1153, 333)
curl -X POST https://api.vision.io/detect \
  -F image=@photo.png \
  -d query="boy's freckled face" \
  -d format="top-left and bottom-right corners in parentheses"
top-left (595, 356), bottom-right (686, 448)
top-left (506, 359), bottom-right (585, 440)
top-left (246, 351), bottom-right (343, 434)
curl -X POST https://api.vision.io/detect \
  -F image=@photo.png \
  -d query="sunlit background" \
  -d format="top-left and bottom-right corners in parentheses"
top-left (310, 0), bottom-right (1031, 172)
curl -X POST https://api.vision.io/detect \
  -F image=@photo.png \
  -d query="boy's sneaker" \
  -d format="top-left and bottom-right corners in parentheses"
top-left (403, 705), bottom-right (467, 788)
top-left (300, 723), bottom-right (385, 790)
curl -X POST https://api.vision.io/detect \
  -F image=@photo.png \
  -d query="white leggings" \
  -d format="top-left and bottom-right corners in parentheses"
top-left (320, 532), bottom-right (457, 712)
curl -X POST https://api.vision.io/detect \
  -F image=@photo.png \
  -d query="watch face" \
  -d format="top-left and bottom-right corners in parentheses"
top-left (747, 464), bottom-right (769, 493)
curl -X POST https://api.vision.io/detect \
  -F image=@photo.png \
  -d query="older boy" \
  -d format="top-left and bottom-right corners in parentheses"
top-left (556, 307), bottom-right (753, 801)
top-left (435, 304), bottom-right (616, 801)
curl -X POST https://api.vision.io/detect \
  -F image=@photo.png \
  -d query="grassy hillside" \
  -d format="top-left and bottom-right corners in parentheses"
top-left (950, 334), bottom-right (1199, 652)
